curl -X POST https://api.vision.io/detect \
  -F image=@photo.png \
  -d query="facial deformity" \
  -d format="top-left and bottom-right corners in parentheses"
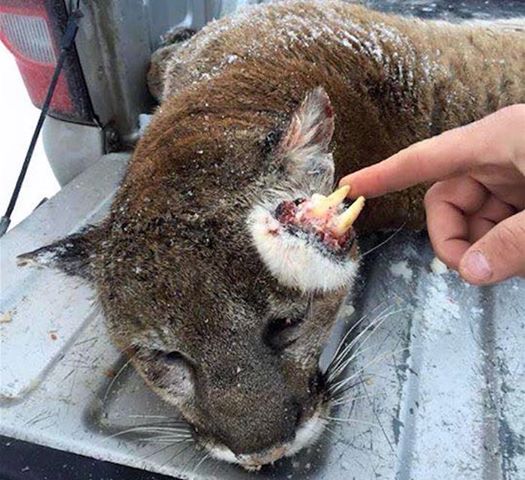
top-left (122, 181), bottom-right (367, 470)
top-left (276, 185), bottom-right (366, 250)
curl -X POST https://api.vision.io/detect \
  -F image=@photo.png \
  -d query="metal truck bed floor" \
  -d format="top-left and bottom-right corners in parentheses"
top-left (1, 154), bottom-right (523, 479)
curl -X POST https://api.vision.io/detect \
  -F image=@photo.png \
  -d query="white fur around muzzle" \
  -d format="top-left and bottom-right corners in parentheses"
top-left (206, 412), bottom-right (327, 467)
top-left (248, 206), bottom-right (359, 293)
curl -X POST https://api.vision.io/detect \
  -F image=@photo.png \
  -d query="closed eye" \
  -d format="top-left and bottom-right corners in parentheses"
top-left (153, 350), bottom-right (188, 366)
top-left (164, 351), bottom-right (184, 364)
top-left (264, 316), bottom-right (303, 350)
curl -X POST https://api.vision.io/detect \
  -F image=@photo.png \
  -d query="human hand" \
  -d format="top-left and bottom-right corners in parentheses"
top-left (339, 104), bottom-right (525, 285)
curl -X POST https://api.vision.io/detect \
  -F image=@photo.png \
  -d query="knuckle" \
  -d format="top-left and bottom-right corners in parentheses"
top-left (461, 106), bottom-right (525, 165)
top-left (423, 190), bottom-right (435, 210)
top-left (424, 181), bottom-right (446, 207)
top-left (426, 223), bottom-right (458, 269)
top-left (492, 221), bottom-right (525, 258)
top-left (423, 187), bottom-right (434, 207)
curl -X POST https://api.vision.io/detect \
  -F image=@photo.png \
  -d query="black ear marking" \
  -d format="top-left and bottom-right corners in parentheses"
top-left (17, 225), bottom-right (102, 281)
top-left (263, 128), bottom-right (283, 155)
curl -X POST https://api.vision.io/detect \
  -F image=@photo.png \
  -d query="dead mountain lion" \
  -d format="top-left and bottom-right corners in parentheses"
top-left (19, 0), bottom-right (524, 470)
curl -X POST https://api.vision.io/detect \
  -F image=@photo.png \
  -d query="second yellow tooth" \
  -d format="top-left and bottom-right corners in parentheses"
top-left (332, 196), bottom-right (365, 236)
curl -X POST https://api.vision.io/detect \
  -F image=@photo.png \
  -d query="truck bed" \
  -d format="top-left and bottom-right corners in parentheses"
top-left (1, 153), bottom-right (523, 479)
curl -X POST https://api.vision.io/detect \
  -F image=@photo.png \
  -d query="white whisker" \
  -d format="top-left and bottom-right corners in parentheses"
top-left (327, 302), bottom-right (389, 372)
top-left (193, 452), bottom-right (211, 473)
top-left (328, 307), bottom-right (405, 381)
top-left (329, 304), bottom-right (397, 374)
top-left (103, 356), bottom-right (134, 404)
top-left (322, 416), bottom-right (379, 428)
top-left (330, 391), bottom-right (385, 407)
top-left (334, 305), bottom-right (403, 364)
top-left (141, 438), bottom-right (194, 444)
top-left (328, 310), bottom-right (406, 382)
top-left (360, 224), bottom-right (405, 258)
top-left (128, 414), bottom-right (171, 419)
top-left (107, 425), bottom-right (192, 440)
top-left (329, 347), bottom-right (408, 395)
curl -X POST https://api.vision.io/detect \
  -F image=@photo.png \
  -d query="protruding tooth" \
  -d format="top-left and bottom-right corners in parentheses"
top-left (332, 196), bottom-right (365, 236)
top-left (326, 185), bottom-right (350, 206)
top-left (310, 185), bottom-right (350, 217)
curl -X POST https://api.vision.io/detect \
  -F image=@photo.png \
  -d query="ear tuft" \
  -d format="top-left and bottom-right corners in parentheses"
top-left (280, 87), bottom-right (335, 163)
top-left (274, 87), bottom-right (335, 194)
top-left (17, 226), bottom-right (100, 281)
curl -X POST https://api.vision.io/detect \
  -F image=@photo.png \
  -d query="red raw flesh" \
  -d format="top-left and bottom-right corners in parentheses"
top-left (274, 199), bottom-right (354, 251)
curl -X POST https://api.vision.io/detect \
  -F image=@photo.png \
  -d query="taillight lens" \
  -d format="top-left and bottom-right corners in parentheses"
top-left (0, 0), bottom-right (94, 124)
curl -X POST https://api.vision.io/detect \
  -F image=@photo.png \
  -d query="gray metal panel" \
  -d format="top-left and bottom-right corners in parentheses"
top-left (73, 1), bottom-right (155, 142)
top-left (0, 154), bottom-right (128, 400)
top-left (1, 154), bottom-right (523, 479)
top-left (72, 1), bottom-right (224, 143)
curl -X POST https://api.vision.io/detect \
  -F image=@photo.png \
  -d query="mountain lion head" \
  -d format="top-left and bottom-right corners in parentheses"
top-left (19, 87), bottom-right (365, 469)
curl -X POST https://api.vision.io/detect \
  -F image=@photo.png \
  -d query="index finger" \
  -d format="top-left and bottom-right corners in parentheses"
top-left (339, 111), bottom-right (509, 198)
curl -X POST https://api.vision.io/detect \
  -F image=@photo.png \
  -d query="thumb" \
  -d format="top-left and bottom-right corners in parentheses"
top-left (459, 210), bottom-right (525, 285)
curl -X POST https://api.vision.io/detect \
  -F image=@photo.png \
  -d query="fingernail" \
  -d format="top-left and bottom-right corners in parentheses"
top-left (462, 251), bottom-right (492, 281)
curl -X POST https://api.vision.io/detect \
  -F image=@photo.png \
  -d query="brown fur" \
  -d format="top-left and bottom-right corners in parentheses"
top-left (20, 0), bottom-right (525, 466)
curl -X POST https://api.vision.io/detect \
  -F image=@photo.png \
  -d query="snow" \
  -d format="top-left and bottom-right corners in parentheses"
top-left (138, 113), bottom-right (152, 136)
top-left (423, 273), bottom-right (460, 333)
top-left (0, 45), bottom-right (59, 231)
top-left (173, 0), bottom-right (442, 95)
top-left (430, 256), bottom-right (448, 275)
top-left (390, 260), bottom-right (413, 281)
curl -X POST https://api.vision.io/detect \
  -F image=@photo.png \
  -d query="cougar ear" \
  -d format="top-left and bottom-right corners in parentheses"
top-left (277, 86), bottom-right (335, 192)
top-left (16, 226), bottom-right (101, 281)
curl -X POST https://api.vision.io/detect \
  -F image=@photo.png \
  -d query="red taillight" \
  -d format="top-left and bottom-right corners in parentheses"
top-left (0, 0), bottom-right (94, 124)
